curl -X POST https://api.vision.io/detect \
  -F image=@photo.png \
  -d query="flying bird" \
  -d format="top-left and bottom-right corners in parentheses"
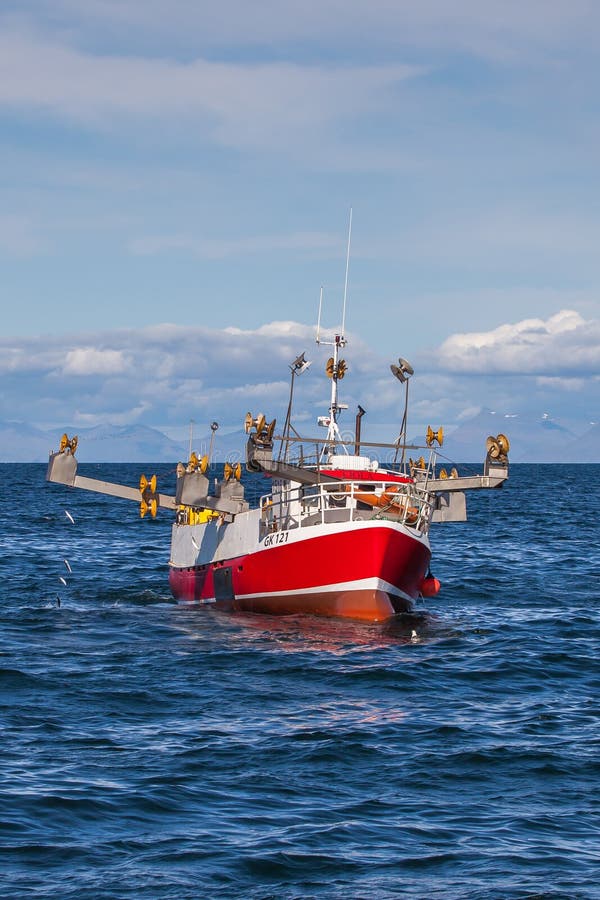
top-left (64, 559), bottom-right (72, 573)
top-left (65, 510), bottom-right (75, 524)
top-left (59, 576), bottom-right (67, 586)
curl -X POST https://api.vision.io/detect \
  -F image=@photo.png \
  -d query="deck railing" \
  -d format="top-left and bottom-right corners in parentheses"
top-left (259, 478), bottom-right (434, 536)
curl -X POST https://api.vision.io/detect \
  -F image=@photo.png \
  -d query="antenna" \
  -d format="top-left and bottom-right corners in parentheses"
top-left (316, 285), bottom-right (323, 344)
top-left (341, 207), bottom-right (352, 338)
top-left (208, 421), bottom-right (218, 463)
top-left (188, 419), bottom-right (194, 458)
top-left (313, 211), bottom-right (353, 455)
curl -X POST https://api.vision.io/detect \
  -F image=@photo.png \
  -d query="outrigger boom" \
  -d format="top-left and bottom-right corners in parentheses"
top-left (47, 426), bottom-right (509, 524)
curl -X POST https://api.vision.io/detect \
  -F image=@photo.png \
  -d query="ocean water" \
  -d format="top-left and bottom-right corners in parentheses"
top-left (0, 462), bottom-right (598, 899)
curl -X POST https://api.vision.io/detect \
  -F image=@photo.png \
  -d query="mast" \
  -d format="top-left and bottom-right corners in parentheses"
top-left (316, 330), bottom-right (346, 449)
top-left (188, 419), bottom-right (194, 459)
top-left (325, 334), bottom-right (346, 446)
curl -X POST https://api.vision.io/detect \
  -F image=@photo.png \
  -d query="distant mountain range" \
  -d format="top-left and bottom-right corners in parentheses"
top-left (0, 423), bottom-right (188, 464)
top-left (1, 413), bottom-right (599, 463)
top-left (432, 410), bottom-right (600, 464)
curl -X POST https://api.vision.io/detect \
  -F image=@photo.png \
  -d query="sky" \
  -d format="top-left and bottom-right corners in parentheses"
top-left (1, 0), bottom-right (599, 442)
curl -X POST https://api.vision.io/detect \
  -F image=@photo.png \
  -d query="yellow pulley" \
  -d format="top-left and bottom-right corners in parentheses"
top-left (244, 412), bottom-right (267, 434)
top-left (199, 454), bottom-right (209, 474)
top-left (223, 461), bottom-right (242, 482)
top-left (325, 357), bottom-right (335, 378)
top-left (439, 468), bottom-right (448, 479)
top-left (59, 433), bottom-right (78, 455)
top-left (497, 433), bottom-right (510, 455)
top-left (139, 473), bottom-right (158, 518)
top-left (426, 425), bottom-right (444, 447)
top-left (486, 433), bottom-right (510, 460)
top-left (337, 359), bottom-right (347, 379)
top-left (265, 419), bottom-right (276, 442)
top-left (140, 497), bottom-right (157, 519)
top-left (486, 435), bottom-right (500, 459)
top-left (140, 497), bottom-right (158, 519)
top-left (140, 473), bottom-right (157, 493)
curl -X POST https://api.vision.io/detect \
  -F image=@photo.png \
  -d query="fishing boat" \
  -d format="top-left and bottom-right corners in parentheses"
top-left (46, 330), bottom-right (510, 622)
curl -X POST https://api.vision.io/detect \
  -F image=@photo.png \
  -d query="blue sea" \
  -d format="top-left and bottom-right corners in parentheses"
top-left (1, 463), bottom-right (598, 899)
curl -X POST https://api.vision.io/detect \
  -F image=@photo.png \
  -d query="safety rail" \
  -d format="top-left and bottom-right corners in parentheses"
top-left (259, 478), bottom-right (435, 536)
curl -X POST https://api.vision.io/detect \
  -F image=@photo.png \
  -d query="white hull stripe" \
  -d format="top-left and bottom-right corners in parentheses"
top-left (236, 575), bottom-right (412, 603)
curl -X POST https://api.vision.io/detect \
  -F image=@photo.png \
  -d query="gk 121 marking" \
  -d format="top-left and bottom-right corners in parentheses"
top-left (263, 531), bottom-right (289, 547)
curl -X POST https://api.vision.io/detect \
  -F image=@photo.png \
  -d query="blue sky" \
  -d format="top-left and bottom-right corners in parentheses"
top-left (1, 1), bottom-right (599, 441)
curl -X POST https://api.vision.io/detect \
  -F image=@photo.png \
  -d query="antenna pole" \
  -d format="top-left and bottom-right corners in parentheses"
top-left (314, 213), bottom-right (353, 456)
top-left (208, 421), bottom-right (218, 464)
top-left (316, 285), bottom-right (323, 344)
top-left (341, 207), bottom-right (352, 338)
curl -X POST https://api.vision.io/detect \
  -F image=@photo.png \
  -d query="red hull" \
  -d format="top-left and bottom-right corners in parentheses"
top-left (169, 524), bottom-right (430, 622)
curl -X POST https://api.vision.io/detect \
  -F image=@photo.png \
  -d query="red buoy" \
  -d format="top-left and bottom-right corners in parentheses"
top-left (421, 575), bottom-right (441, 597)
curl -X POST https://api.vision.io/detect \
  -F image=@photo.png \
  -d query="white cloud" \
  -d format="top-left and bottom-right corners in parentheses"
top-left (226, 321), bottom-right (318, 339)
top-left (457, 405), bottom-right (483, 421)
top-left (535, 376), bottom-right (586, 392)
top-left (73, 402), bottom-right (150, 426)
top-left (0, 31), bottom-right (419, 152)
top-left (62, 347), bottom-right (129, 376)
top-left (1, 316), bottom-right (598, 438)
top-left (437, 309), bottom-right (600, 375)
top-left (0, 344), bottom-right (64, 374)
top-left (11, 1), bottom-right (600, 61)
